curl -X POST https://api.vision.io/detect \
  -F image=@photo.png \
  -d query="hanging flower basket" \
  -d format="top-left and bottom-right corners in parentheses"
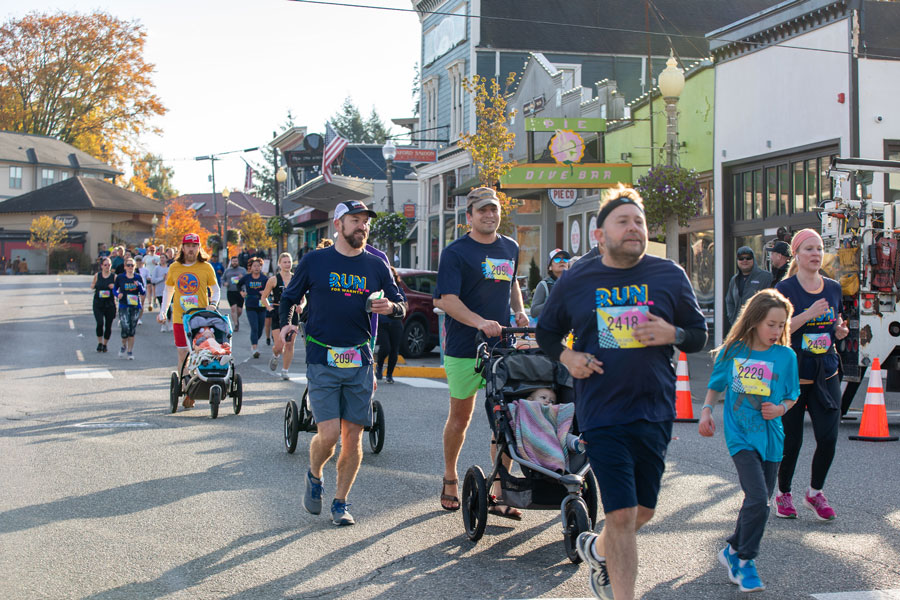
top-left (266, 216), bottom-right (293, 238)
top-left (370, 212), bottom-right (409, 245)
top-left (635, 165), bottom-right (703, 231)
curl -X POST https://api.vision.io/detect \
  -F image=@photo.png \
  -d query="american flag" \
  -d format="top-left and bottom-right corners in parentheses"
top-left (242, 159), bottom-right (254, 192)
top-left (322, 122), bottom-right (349, 183)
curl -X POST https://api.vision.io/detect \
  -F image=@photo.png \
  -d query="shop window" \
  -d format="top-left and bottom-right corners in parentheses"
top-left (428, 217), bottom-right (439, 270)
top-left (753, 169), bottom-right (763, 219)
top-left (806, 159), bottom-right (818, 209)
top-left (516, 225), bottom-right (541, 280)
top-left (766, 167), bottom-right (778, 217)
top-left (517, 197), bottom-right (542, 214)
top-left (688, 231), bottom-right (714, 309)
top-left (430, 180), bottom-right (441, 210)
top-left (733, 174), bottom-right (742, 221)
top-left (792, 162), bottom-right (805, 213)
top-left (743, 171), bottom-right (753, 220)
top-left (819, 156), bottom-right (832, 202)
top-left (698, 178), bottom-right (713, 216)
top-left (444, 215), bottom-right (455, 247)
top-left (778, 165), bottom-right (790, 216)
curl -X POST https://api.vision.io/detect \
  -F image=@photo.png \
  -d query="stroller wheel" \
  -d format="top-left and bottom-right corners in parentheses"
top-left (461, 466), bottom-right (488, 542)
top-left (168, 372), bottom-right (180, 414)
top-left (563, 497), bottom-right (591, 564)
top-left (232, 374), bottom-right (243, 415)
top-left (368, 400), bottom-right (385, 454)
top-left (284, 401), bottom-right (300, 454)
top-left (209, 385), bottom-right (221, 419)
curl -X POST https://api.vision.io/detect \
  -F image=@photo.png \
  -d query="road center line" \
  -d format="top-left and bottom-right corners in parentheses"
top-left (69, 320), bottom-right (74, 329)
top-left (65, 367), bottom-right (112, 379)
top-left (75, 350), bottom-right (84, 362)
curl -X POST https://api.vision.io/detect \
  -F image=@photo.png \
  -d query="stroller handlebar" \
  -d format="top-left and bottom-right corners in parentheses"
top-left (474, 327), bottom-right (536, 345)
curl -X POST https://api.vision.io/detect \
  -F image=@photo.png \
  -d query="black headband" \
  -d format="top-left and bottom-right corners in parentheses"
top-left (597, 197), bottom-right (644, 227)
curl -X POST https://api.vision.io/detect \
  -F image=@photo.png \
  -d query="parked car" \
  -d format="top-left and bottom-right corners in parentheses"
top-left (395, 268), bottom-right (439, 358)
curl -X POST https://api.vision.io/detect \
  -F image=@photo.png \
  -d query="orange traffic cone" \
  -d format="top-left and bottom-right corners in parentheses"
top-left (674, 352), bottom-right (698, 423)
top-left (849, 358), bottom-right (898, 442)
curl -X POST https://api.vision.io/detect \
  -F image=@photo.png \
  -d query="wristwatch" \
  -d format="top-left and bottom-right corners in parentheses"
top-left (674, 326), bottom-right (686, 345)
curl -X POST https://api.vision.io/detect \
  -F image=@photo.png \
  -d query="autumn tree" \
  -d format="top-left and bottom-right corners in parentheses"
top-left (0, 11), bottom-right (166, 172)
top-left (458, 73), bottom-right (519, 235)
top-left (154, 202), bottom-right (212, 250)
top-left (28, 216), bottom-right (68, 273)
top-left (239, 213), bottom-right (275, 251)
top-left (129, 153), bottom-right (177, 201)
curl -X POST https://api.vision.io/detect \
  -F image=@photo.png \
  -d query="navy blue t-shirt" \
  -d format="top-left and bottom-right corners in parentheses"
top-left (435, 233), bottom-right (519, 359)
top-left (537, 255), bottom-right (707, 430)
top-left (280, 246), bottom-right (404, 366)
top-left (114, 273), bottom-right (145, 310)
top-left (239, 273), bottom-right (267, 309)
top-left (775, 275), bottom-right (842, 380)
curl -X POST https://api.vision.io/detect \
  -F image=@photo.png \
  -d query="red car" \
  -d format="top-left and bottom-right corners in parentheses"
top-left (395, 268), bottom-right (439, 358)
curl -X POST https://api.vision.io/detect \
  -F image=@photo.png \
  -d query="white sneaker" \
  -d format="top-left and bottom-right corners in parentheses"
top-left (281, 369), bottom-right (290, 380)
top-left (160, 323), bottom-right (167, 332)
top-left (127, 352), bottom-right (135, 360)
top-left (137, 319), bottom-right (143, 325)
top-left (118, 347), bottom-right (126, 358)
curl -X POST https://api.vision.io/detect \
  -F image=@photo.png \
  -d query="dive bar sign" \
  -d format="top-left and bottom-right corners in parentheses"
top-left (393, 147), bottom-right (437, 163)
top-left (525, 117), bottom-right (607, 133)
top-left (501, 164), bottom-right (632, 189)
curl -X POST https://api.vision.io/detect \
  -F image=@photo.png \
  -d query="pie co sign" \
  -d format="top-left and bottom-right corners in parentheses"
top-left (54, 214), bottom-right (78, 229)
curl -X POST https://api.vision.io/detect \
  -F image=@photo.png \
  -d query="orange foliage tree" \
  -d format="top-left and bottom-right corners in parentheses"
top-left (239, 213), bottom-right (275, 251)
top-left (0, 11), bottom-right (166, 174)
top-left (154, 202), bottom-right (212, 251)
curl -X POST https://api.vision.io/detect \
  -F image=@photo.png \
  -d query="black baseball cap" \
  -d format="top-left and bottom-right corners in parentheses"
top-left (766, 241), bottom-right (791, 257)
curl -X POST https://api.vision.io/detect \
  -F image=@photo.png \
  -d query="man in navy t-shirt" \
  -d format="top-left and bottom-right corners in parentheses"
top-left (536, 185), bottom-right (707, 600)
top-left (280, 200), bottom-right (406, 527)
top-left (433, 187), bottom-right (529, 517)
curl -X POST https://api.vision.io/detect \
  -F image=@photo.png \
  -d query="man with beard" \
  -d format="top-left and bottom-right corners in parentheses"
top-left (766, 240), bottom-right (791, 285)
top-left (157, 233), bottom-right (221, 409)
top-left (280, 200), bottom-right (406, 526)
top-left (433, 187), bottom-right (529, 517)
top-left (535, 185), bottom-right (707, 600)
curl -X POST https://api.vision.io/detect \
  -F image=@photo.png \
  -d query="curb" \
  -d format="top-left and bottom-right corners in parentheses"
top-left (392, 365), bottom-right (446, 379)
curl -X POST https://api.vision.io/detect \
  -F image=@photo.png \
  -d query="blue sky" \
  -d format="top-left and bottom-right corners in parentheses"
top-left (5, 0), bottom-right (421, 194)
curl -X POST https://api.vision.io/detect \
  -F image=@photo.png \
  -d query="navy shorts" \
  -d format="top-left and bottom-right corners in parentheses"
top-left (582, 420), bottom-right (673, 514)
top-left (226, 291), bottom-right (243, 308)
top-left (306, 362), bottom-right (374, 427)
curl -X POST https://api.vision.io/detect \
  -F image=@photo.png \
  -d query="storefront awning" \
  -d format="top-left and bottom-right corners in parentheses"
top-left (291, 207), bottom-right (330, 226)
top-left (282, 175), bottom-right (373, 214)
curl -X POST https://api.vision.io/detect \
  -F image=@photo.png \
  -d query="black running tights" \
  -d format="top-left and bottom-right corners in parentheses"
top-left (93, 304), bottom-right (116, 340)
top-left (778, 376), bottom-right (840, 493)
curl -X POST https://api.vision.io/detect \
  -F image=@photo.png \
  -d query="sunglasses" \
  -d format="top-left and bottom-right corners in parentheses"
top-left (737, 255), bottom-right (753, 261)
top-left (552, 257), bottom-right (570, 264)
top-left (125, 263), bottom-right (135, 267)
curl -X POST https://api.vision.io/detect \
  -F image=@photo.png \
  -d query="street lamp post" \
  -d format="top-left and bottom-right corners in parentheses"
top-left (382, 139), bottom-right (396, 265)
top-left (657, 49), bottom-right (686, 262)
top-left (222, 187), bottom-right (231, 262)
top-left (275, 166), bottom-right (287, 256)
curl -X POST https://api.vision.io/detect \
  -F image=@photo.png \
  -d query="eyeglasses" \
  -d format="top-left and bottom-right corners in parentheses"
top-left (737, 255), bottom-right (753, 261)
top-left (552, 257), bottom-right (570, 264)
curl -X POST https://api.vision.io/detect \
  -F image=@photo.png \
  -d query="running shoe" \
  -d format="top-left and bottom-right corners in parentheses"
top-left (717, 544), bottom-right (740, 585)
top-left (375, 371), bottom-right (383, 381)
top-left (118, 346), bottom-right (126, 358)
top-left (269, 356), bottom-right (278, 371)
top-left (281, 369), bottom-right (290, 380)
top-left (101, 344), bottom-right (108, 353)
top-left (385, 376), bottom-right (394, 384)
top-left (137, 319), bottom-right (143, 325)
top-left (735, 559), bottom-right (765, 592)
top-left (127, 352), bottom-right (134, 360)
top-left (97, 343), bottom-right (103, 352)
top-left (253, 349), bottom-right (260, 359)
top-left (304, 471), bottom-right (323, 515)
top-left (774, 492), bottom-right (797, 519)
top-left (804, 491), bottom-right (836, 521)
top-left (575, 531), bottom-right (612, 600)
top-left (330, 499), bottom-right (355, 526)
top-left (160, 323), bottom-right (166, 332)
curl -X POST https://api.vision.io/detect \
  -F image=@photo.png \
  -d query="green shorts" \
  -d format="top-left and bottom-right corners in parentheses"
top-left (444, 356), bottom-right (485, 399)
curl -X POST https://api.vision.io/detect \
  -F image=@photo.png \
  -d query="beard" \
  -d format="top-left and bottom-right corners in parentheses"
top-left (342, 228), bottom-right (367, 249)
top-left (606, 237), bottom-right (646, 263)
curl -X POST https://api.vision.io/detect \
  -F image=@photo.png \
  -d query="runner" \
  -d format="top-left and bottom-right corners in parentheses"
top-left (239, 257), bottom-right (267, 358)
top-left (114, 257), bottom-right (146, 360)
top-left (535, 185), bottom-right (707, 600)
top-left (432, 187), bottom-right (529, 516)
top-left (262, 253), bottom-right (298, 379)
top-left (280, 200), bottom-right (406, 526)
top-left (91, 256), bottom-right (116, 352)
top-left (135, 256), bottom-right (149, 325)
top-left (157, 233), bottom-right (220, 409)
top-left (222, 256), bottom-right (247, 332)
top-left (151, 255), bottom-right (172, 332)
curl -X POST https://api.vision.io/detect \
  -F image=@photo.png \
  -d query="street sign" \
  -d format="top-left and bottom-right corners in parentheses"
top-left (54, 214), bottom-right (78, 228)
top-left (394, 147), bottom-right (437, 163)
top-left (501, 163), bottom-right (631, 189)
top-left (403, 202), bottom-right (416, 218)
top-left (284, 149), bottom-right (323, 167)
top-left (525, 117), bottom-right (607, 132)
top-left (549, 189), bottom-right (578, 208)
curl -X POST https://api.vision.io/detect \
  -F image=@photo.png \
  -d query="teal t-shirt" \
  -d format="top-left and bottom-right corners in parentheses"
top-left (708, 343), bottom-right (800, 461)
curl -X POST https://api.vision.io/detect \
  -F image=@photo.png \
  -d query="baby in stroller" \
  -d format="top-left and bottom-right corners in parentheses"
top-left (510, 387), bottom-right (585, 474)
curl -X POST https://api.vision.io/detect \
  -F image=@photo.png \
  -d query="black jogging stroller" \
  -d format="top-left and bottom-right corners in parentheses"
top-left (461, 327), bottom-right (599, 563)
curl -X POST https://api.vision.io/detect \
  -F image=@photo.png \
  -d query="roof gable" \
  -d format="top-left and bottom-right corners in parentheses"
top-left (0, 176), bottom-right (163, 214)
top-left (0, 131), bottom-right (121, 176)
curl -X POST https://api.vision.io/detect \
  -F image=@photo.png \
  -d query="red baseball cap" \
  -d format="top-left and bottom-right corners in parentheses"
top-left (182, 233), bottom-right (200, 244)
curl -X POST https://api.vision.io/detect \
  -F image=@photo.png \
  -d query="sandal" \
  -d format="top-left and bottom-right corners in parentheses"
top-left (440, 478), bottom-right (460, 511)
top-left (488, 495), bottom-right (523, 520)
top-left (182, 396), bottom-right (194, 409)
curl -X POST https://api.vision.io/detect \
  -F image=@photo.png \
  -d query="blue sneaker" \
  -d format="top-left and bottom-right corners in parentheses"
top-left (331, 499), bottom-right (355, 526)
top-left (717, 544), bottom-right (740, 585)
top-left (304, 471), bottom-right (322, 515)
top-left (735, 559), bottom-right (765, 592)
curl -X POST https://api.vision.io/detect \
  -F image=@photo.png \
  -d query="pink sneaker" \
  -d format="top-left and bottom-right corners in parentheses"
top-left (804, 491), bottom-right (836, 521)
top-left (774, 492), bottom-right (797, 518)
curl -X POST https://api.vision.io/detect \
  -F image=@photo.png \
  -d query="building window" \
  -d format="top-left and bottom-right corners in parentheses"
top-left (778, 165), bottom-right (790, 216)
top-left (766, 167), bottom-right (778, 217)
top-left (422, 76), bottom-right (438, 149)
top-left (447, 60), bottom-right (465, 141)
top-left (428, 217), bottom-right (440, 270)
top-left (9, 166), bottom-right (22, 189)
top-left (59, 171), bottom-right (71, 181)
top-left (430, 180), bottom-right (441, 211)
top-left (41, 168), bottom-right (55, 187)
top-left (886, 142), bottom-right (900, 203)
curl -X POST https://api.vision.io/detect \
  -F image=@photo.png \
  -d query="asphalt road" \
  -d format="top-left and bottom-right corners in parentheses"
top-left (1, 275), bottom-right (899, 600)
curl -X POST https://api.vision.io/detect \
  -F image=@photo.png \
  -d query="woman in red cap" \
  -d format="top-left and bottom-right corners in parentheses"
top-left (157, 233), bottom-right (221, 409)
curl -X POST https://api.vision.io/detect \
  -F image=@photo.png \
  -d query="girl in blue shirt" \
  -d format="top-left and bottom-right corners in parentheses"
top-left (239, 257), bottom-right (267, 358)
top-left (700, 289), bottom-right (800, 593)
top-left (114, 258), bottom-right (146, 360)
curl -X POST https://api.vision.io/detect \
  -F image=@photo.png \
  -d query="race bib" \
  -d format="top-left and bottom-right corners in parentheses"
top-left (327, 346), bottom-right (363, 368)
top-left (596, 305), bottom-right (650, 349)
top-left (180, 294), bottom-right (199, 312)
top-left (126, 294), bottom-right (139, 306)
top-left (230, 276), bottom-right (240, 286)
top-left (802, 332), bottom-right (832, 354)
top-left (98, 290), bottom-right (111, 298)
top-left (483, 258), bottom-right (514, 282)
top-left (731, 359), bottom-right (774, 397)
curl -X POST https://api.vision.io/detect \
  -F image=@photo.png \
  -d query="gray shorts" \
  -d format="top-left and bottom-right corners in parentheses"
top-left (306, 362), bottom-right (375, 427)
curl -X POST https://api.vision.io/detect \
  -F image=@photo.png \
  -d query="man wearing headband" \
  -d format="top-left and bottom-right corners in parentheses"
top-left (433, 186), bottom-right (529, 517)
top-left (725, 246), bottom-right (773, 328)
top-left (536, 184), bottom-right (707, 600)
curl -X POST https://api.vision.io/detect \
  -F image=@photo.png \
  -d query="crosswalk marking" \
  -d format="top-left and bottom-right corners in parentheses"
top-left (65, 368), bottom-right (112, 379)
top-left (69, 319), bottom-right (74, 329)
top-left (74, 422), bottom-right (154, 429)
top-left (812, 591), bottom-right (900, 600)
top-left (392, 376), bottom-right (448, 389)
top-left (75, 350), bottom-right (84, 362)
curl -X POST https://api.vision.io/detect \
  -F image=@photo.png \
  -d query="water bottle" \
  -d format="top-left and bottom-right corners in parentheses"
top-left (566, 434), bottom-right (585, 454)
